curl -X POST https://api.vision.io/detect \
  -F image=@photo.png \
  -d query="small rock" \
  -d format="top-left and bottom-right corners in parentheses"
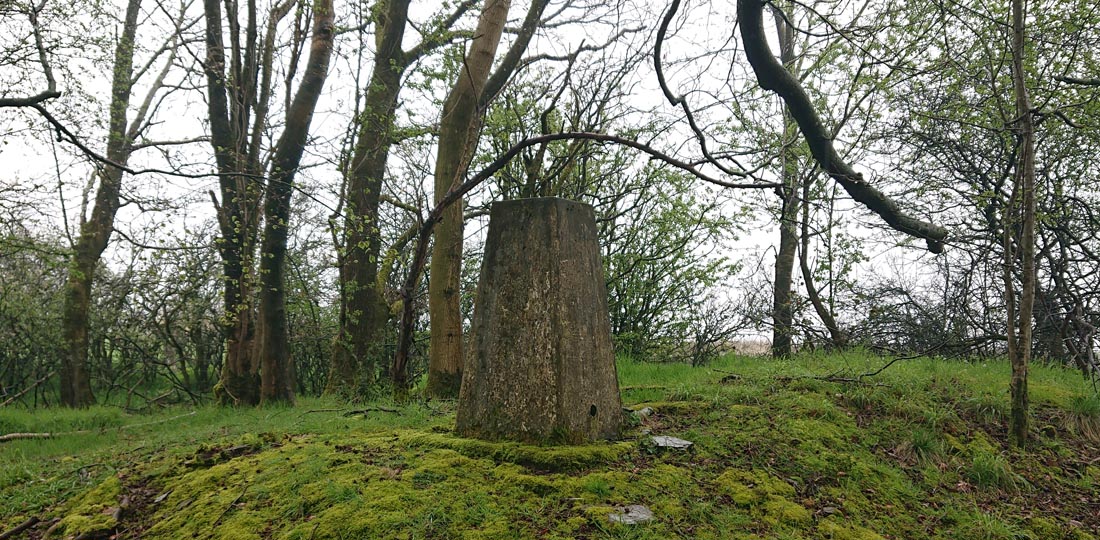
top-left (650, 435), bottom-right (693, 449)
top-left (821, 506), bottom-right (839, 515)
top-left (609, 505), bottom-right (654, 525)
top-left (634, 407), bottom-right (655, 419)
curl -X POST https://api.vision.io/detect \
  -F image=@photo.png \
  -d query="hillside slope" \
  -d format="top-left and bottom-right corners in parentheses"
top-left (2, 353), bottom-right (1099, 539)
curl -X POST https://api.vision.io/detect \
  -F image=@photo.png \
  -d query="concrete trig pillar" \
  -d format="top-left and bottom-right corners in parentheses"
top-left (456, 197), bottom-right (623, 443)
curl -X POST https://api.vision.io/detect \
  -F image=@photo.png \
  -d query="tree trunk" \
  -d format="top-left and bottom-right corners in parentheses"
top-left (426, 0), bottom-right (513, 398)
top-left (255, 0), bottom-right (335, 405)
top-left (328, 0), bottom-right (412, 396)
top-left (772, 178), bottom-right (799, 358)
top-left (59, 0), bottom-right (142, 407)
top-left (203, 0), bottom-right (293, 404)
top-left (1006, 0), bottom-right (1035, 447)
top-left (769, 5), bottom-right (800, 358)
top-left (800, 178), bottom-right (848, 349)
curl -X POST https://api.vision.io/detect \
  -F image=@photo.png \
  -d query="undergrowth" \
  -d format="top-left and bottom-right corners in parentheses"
top-left (2, 351), bottom-right (1098, 539)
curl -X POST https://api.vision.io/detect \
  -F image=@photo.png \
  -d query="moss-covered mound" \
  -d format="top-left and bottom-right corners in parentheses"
top-left (5, 353), bottom-right (1100, 539)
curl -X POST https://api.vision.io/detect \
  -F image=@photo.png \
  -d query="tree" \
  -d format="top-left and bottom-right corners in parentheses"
top-left (1005, 0), bottom-right (1036, 446)
top-left (736, 0), bottom-right (948, 254)
top-left (425, 0), bottom-right (550, 398)
top-left (328, 0), bottom-right (475, 397)
top-left (252, 0), bottom-right (336, 404)
top-left (58, 0), bottom-right (188, 407)
top-left (770, 2), bottom-right (799, 358)
top-left (203, 0), bottom-right (335, 404)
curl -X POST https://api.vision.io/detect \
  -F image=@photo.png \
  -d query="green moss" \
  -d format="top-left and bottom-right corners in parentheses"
top-left (715, 469), bottom-right (795, 506)
top-left (1027, 517), bottom-right (1062, 539)
top-left (817, 518), bottom-right (886, 540)
top-left (761, 498), bottom-right (811, 526)
top-left (16, 355), bottom-right (1100, 540)
top-left (52, 475), bottom-right (122, 537)
top-left (387, 430), bottom-right (634, 471)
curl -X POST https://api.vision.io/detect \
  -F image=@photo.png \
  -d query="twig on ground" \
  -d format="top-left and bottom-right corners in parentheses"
top-left (0, 516), bottom-right (39, 539)
top-left (342, 407), bottom-right (400, 417)
top-left (297, 408), bottom-right (347, 419)
top-left (0, 432), bottom-right (52, 443)
top-left (211, 487), bottom-right (248, 528)
top-left (1, 410), bottom-right (198, 443)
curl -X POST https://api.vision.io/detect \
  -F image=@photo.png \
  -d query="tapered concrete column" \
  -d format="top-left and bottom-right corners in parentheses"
top-left (456, 197), bottom-right (623, 443)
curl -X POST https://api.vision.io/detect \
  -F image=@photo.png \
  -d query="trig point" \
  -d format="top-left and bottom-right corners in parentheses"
top-left (456, 197), bottom-right (623, 443)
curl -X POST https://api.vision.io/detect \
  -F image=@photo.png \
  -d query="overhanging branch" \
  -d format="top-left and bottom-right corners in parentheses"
top-left (738, 0), bottom-right (948, 253)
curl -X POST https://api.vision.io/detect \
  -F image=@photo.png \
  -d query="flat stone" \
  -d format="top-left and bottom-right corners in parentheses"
top-left (633, 407), bottom-right (655, 419)
top-left (609, 504), bottom-right (654, 525)
top-left (651, 435), bottom-right (693, 449)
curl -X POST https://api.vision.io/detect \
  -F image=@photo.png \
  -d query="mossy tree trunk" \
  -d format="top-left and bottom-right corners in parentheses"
top-left (329, 0), bottom-right (414, 396)
top-left (254, 0), bottom-right (335, 405)
top-left (427, 0), bottom-right (511, 398)
top-left (1005, 0), bottom-right (1035, 447)
top-left (60, 0), bottom-right (143, 407)
top-left (203, 0), bottom-right (314, 405)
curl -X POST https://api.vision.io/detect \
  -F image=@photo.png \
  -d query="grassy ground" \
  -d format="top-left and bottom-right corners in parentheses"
top-left (2, 351), bottom-right (1099, 539)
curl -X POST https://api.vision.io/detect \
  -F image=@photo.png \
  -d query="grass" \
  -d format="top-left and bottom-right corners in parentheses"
top-left (1067, 393), bottom-right (1100, 442)
top-left (2, 351), bottom-right (1099, 539)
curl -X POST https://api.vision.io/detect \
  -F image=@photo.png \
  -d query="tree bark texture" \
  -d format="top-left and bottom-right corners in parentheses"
top-left (255, 0), bottom-right (336, 404)
top-left (738, 0), bottom-right (948, 253)
top-left (59, 0), bottom-right (142, 407)
top-left (770, 6), bottom-right (798, 359)
top-left (328, 0), bottom-right (413, 396)
top-left (1007, 0), bottom-right (1035, 447)
top-left (456, 198), bottom-right (623, 442)
top-left (427, 0), bottom-right (513, 398)
top-left (204, 0), bottom-right (296, 404)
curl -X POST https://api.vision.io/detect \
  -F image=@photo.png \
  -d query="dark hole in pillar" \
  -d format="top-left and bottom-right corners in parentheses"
top-left (589, 404), bottom-right (598, 417)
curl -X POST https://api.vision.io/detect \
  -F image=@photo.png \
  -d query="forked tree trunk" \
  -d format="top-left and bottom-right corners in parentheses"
top-left (427, 0), bottom-right (512, 398)
top-left (456, 198), bottom-right (623, 442)
top-left (59, 0), bottom-right (142, 407)
top-left (328, 0), bottom-right (413, 396)
top-left (255, 0), bottom-right (336, 404)
top-left (203, 0), bottom-right (299, 404)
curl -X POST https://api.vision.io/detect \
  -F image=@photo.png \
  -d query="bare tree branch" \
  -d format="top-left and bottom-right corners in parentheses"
top-left (738, 0), bottom-right (948, 253)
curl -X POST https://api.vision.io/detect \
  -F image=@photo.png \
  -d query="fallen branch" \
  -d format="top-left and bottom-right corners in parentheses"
top-left (774, 375), bottom-right (890, 387)
top-left (0, 516), bottom-right (39, 539)
top-left (0, 432), bottom-right (52, 443)
top-left (0, 410), bottom-right (197, 443)
top-left (342, 406), bottom-right (400, 417)
top-left (297, 408), bottom-right (347, 419)
top-left (116, 410), bottom-right (197, 430)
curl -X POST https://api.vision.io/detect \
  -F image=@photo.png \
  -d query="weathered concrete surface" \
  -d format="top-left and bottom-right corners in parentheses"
top-left (456, 197), bottom-right (623, 443)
